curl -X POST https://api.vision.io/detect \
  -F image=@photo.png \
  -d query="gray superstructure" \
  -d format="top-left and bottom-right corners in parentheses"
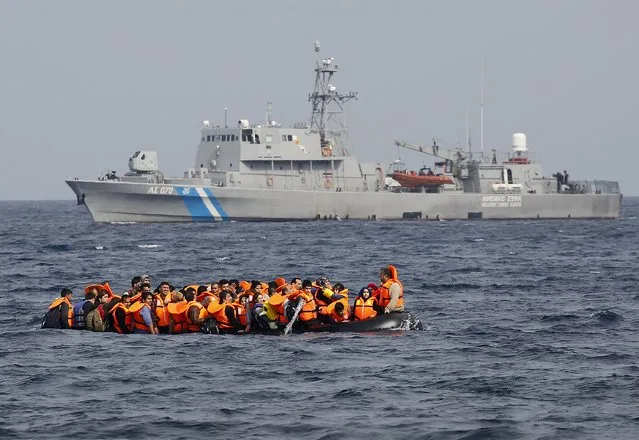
top-left (66, 42), bottom-right (621, 222)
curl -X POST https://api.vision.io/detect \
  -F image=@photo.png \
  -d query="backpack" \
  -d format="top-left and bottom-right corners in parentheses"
top-left (41, 306), bottom-right (62, 329)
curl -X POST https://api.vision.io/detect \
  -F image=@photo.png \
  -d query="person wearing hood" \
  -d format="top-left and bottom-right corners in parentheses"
top-left (353, 286), bottom-right (379, 320)
top-left (378, 265), bottom-right (404, 313)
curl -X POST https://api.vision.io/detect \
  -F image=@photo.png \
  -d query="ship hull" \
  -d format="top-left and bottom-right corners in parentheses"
top-left (66, 180), bottom-right (622, 222)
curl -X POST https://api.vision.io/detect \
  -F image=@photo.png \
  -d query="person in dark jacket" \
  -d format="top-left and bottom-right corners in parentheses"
top-left (73, 291), bottom-right (96, 330)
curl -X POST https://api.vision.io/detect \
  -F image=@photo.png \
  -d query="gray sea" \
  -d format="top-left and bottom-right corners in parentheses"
top-left (1, 198), bottom-right (637, 439)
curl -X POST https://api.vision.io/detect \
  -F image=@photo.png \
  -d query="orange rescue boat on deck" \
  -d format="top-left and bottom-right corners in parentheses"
top-left (390, 169), bottom-right (454, 188)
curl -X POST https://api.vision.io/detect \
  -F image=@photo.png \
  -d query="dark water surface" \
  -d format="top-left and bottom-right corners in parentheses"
top-left (1, 198), bottom-right (638, 440)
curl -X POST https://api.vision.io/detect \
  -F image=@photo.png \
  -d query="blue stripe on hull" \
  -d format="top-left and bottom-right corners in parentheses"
top-left (176, 187), bottom-right (212, 221)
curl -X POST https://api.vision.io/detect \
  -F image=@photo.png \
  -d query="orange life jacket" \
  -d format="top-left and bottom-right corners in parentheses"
top-left (326, 298), bottom-right (350, 323)
top-left (110, 302), bottom-right (131, 334)
top-left (166, 302), bottom-right (189, 334)
top-left (378, 280), bottom-right (404, 310)
top-left (268, 293), bottom-right (290, 325)
top-left (235, 302), bottom-right (247, 327)
top-left (289, 290), bottom-right (317, 322)
top-left (210, 304), bottom-right (241, 330)
top-left (353, 296), bottom-right (378, 320)
top-left (185, 301), bottom-right (207, 332)
top-left (129, 302), bottom-right (152, 333)
top-left (48, 297), bottom-right (74, 328)
top-left (153, 294), bottom-right (169, 327)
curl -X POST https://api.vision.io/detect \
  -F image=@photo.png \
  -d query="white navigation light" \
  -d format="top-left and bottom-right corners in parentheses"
top-left (203, 120), bottom-right (210, 128)
top-left (238, 119), bottom-right (249, 128)
top-left (328, 85), bottom-right (337, 93)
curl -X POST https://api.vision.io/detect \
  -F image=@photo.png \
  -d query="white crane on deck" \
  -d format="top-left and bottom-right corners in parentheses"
top-left (393, 139), bottom-right (467, 164)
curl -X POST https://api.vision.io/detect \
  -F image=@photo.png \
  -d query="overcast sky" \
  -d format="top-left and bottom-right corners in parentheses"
top-left (0, 0), bottom-right (637, 200)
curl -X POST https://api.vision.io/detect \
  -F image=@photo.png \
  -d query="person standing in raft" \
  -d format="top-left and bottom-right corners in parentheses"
top-left (378, 265), bottom-right (404, 314)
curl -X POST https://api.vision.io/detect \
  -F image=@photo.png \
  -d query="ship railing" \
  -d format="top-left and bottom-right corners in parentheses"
top-left (566, 179), bottom-right (621, 195)
top-left (469, 150), bottom-right (537, 165)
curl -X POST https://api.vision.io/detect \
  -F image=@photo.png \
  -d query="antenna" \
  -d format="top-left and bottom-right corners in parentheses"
top-left (224, 108), bottom-right (228, 128)
top-left (308, 41), bottom-right (357, 155)
top-left (466, 108), bottom-right (471, 159)
top-left (480, 57), bottom-right (484, 154)
top-left (266, 101), bottom-right (272, 125)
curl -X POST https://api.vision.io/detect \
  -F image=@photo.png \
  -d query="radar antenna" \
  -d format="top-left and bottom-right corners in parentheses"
top-left (308, 41), bottom-right (357, 155)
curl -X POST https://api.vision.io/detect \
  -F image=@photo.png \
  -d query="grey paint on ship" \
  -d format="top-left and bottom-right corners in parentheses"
top-left (66, 45), bottom-right (621, 222)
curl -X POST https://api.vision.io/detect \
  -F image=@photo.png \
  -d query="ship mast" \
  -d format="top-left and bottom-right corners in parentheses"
top-left (308, 41), bottom-right (357, 155)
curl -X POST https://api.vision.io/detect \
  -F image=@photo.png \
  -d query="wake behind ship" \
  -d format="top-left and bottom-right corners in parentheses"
top-left (67, 42), bottom-right (621, 222)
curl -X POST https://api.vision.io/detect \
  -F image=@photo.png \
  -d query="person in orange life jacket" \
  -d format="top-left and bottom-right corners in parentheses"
top-left (328, 301), bottom-right (349, 323)
top-left (315, 277), bottom-right (346, 304)
top-left (353, 287), bottom-right (379, 320)
top-left (332, 282), bottom-right (348, 300)
top-left (141, 273), bottom-right (152, 286)
top-left (366, 283), bottom-right (379, 300)
top-left (155, 281), bottom-right (171, 299)
top-left (126, 276), bottom-right (142, 301)
top-left (131, 291), bottom-right (159, 334)
top-left (195, 285), bottom-right (211, 302)
top-left (219, 290), bottom-right (243, 328)
top-left (228, 279), bottom-right (240, 295)
top-left (266, 280), bottom-right (278, 299)
top-left (207, 282), bottom-right (221, 301)
top-left (152, 282), bottom-right (172, 334)
top-left (184, 290), bottom-right (207, 331)
top-left (109, 292), bottom-right (132, 334)
top-left (379, 266), bottom-right (404, 313)
top-left (289, 277), bottom-right (302, 293)
top-left (219, 279), bottom-right (231, 293)
top-left (287, 280), bottom-right (319, 324)
top-left (48, 288), bottom-right (74, 329)
top-left (73, 291), bottom-right (97, 330)
top-left (244, 280), bottom-right (264, 303)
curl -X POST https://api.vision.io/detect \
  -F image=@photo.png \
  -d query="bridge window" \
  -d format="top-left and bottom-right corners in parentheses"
top-left (288, 135), bottom-right (293, 141)
top-left (222, 135), bottom-right (227, 141)
top-left (242, 129), bottom-right (254, 143)
top-left (255, 134), bottom-right (261, 144)
top-left (507, 168), bottom-right (513, 184)
top-left (207, 135), bottom-right (211, 142)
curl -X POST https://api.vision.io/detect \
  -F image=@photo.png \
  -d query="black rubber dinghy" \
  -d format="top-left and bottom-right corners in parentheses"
top-left (202, 312), bottom-right (422, 335)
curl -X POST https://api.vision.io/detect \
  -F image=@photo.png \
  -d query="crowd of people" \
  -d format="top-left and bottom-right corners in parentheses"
top-left (41, 265), bottom-right (405, 334)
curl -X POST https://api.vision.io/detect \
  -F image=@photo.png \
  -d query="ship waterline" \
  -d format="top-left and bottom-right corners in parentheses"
top-left (66, 180), bottom-right (621, 222)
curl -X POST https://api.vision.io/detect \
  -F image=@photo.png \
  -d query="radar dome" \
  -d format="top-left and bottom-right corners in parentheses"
top-left (512, 133), bottom-right (527, 152)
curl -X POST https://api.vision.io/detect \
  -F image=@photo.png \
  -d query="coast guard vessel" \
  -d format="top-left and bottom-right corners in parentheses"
top-left (67, 42), bottom-right (621, 222)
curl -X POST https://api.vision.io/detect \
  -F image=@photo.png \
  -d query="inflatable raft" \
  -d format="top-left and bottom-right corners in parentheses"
top-left (201, 312), bottom-right (423, 335)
